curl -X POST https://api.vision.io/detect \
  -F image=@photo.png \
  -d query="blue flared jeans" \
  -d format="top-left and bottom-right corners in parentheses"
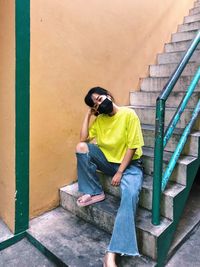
top-left (76, 143), bottom-right (143, 256)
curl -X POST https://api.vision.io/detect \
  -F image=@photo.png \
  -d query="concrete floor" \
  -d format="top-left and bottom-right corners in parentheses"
top-left (0, 177), bottom-right (200, 267)
top-left (0, 238), bottom-right (56, 267)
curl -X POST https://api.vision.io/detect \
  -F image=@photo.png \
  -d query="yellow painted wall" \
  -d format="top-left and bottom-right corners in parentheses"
top-left (30, 0), bottom-right (194, 217)
top-left (0, 0), bottom-right (15, 231)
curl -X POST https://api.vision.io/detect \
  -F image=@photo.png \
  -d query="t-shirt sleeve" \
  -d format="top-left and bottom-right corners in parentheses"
top-left (126, 111), bottom-right (144, 149)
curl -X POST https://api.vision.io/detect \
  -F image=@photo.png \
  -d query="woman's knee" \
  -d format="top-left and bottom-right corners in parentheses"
top-left (76, 142), bottom-right (89, 153)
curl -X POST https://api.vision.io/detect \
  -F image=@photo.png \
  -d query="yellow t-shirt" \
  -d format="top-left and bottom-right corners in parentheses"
top-left (89, 107), bottom-right (144, 163)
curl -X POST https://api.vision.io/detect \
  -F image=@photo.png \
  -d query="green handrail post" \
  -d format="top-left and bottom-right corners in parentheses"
top-left (152, 98), bottom-right (165, 225)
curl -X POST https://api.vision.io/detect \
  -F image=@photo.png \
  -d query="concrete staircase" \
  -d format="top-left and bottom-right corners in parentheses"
top-left (28, 1), bottom-right (200, 266)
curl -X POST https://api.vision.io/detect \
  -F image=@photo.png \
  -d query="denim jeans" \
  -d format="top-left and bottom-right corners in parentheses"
top-left (76, 143), bottom-right (143, 256)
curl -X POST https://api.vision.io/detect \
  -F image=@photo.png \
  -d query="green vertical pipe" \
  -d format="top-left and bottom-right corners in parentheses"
top-left (15, 0), bottom-right (30, 234)
top-left (152, 99), bottom-right (165, 225)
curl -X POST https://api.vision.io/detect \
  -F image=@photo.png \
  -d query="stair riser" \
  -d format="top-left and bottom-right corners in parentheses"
top-left (130, 92), bottom-right (199, 108)
top-left (150, 63), bottom-right (198, 78)
top-left (60, 189), bottom-right (115, 233)
top-left (99, 149), bottom-right (190, 186)
top-left (133, 107), bottom-right (200, 130)
top-left (142, 155), bottom-right (188, 185)
top-left (60, 189), bottom-right (158, 260)
top-left (184, 13), bottom-right (200, 23)
top-left (142, 128), bottom-right (199, 157)
top-left (189, 7), bottom-right (200, 15)
top-left (140, 77), bottom-right (200, 92)
top-left (157, 50), bottom-right (200, 64)
top-left (98, 174), bottom-right (174, 220)
top-left (171, 31), bottom-right (198, 43)
top-left (194, 1), bottom-right (200, 8)
top-left (178, 21), bottom-right (200, 32)
top-left (165, 41), bottom-right (194, 53)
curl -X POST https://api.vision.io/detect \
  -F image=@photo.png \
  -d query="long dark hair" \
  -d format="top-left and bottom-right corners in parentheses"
top-left (84, 87), bottom-right (114, 107)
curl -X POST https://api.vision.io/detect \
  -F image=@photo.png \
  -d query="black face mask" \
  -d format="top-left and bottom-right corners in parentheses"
top-left (97, 98), bottom-right (113, 114)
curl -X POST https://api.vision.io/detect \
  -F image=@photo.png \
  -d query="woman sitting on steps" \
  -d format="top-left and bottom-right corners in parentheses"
top-left (76, 87), bottom-right (144, 267)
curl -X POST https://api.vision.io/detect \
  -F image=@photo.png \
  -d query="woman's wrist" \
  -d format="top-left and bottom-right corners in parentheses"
top-left (117, 170), bottom-right (123, 175)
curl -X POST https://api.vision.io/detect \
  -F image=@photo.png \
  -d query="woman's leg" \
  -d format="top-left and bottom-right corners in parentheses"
top-left (76, 142), bottom-right (116, 195)
top-left (107, 164), bottom-right (143, 256)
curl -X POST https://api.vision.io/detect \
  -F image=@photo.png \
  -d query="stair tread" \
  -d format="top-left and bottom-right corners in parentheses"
top-left (129, 105), bottom-right (194, 111)
top-left (130, 90), bottom-right (200, 94)
top-left (28, 207), bottom-right (156, 267)
top-left (142, 146), bottom-right (197, 164)
top-left (142, 175), bottom-right (185, 198)
top-left (129, 91), bottom-right (200, 108)
top-left (141, 123), bottom-right (200, 136)
top-left (96, 171), bottom-right (185, 203)
top-left (60, 184), bottom-right (172, 236)
top-left (140, 76), bottom-right (200, 92)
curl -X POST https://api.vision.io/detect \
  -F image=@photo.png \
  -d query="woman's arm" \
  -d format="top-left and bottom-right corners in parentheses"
top-left (80, 109), bottom-right (93, 142)
top-left (111, 148), bottom-right (136, 186)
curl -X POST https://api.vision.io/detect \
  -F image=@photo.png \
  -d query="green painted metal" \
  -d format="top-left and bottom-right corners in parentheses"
top-left (164, 67), bottom-right (200, 147)
top-left (15, 0), bottom-right (30, 234)
top-left (26, 232), bottom-right (68, 267)
top-left (152, 30), bottom-right (200, 225)
top-left (152, 99), bottom-right (165, 225)
top-left (0, 232), bottom-right (26, 251)
top-left (162, 99), bottom-right (200, 191)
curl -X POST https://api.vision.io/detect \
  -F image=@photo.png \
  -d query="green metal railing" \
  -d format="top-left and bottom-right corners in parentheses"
top-left (152, 30), bottom-right (200, 225)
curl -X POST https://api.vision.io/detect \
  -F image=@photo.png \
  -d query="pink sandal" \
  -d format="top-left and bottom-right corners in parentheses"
top-left (77, 193), bottom-right (105, 207)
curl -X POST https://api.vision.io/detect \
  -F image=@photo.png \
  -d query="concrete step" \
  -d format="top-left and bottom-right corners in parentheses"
top-left (189, 6), bottom-right (200, 16)
top-left (142, 146), bottom-right (197, 186)
top-left (130, 105), bottom-right (200, 129)
top-left (178, 21), bottom-right (200, 32)
top-left (60, 185), bottom-right (171, 261)
top-left (140, 76), bottom-right (200, 92)
top-left (157, 50), bottom-right (200, 64)
top-left (194, 1), bottom-right (200, 8)
top-left (129, 91), bottom-right (200, 108)
top-left (184, 13), bottom-right (200, 23)
top-left (150, 62), bottom-right (198, 78)
top-left (142, 124), bottom-right (200, 157)
top-left (171, 30), bottom-right (198, 43)
top-left (95, 174), bottom-right (185, 220)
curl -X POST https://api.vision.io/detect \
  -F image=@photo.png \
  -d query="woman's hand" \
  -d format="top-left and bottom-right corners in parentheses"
top-left (111, 171), bottom-right (123, 186)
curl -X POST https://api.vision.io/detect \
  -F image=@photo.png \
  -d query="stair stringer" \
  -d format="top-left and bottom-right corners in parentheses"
top-left (155, 134), bottom-right (200, 266)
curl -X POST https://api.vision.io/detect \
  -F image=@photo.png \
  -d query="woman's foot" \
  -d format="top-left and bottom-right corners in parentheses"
top-left (103, 252), bottom-right (117, 267)
top-left (76, 192), bottom-right (105, 207)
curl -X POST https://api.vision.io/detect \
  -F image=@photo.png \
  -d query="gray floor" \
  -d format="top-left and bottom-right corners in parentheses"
top-left (0, 179), bottom-right (199, 267)
top-left (0, 238), bottom-right (56, 267)
top-left (166, 224), bottom-right (200, 267)
top-left (1, 223), bottom-right (200, 267)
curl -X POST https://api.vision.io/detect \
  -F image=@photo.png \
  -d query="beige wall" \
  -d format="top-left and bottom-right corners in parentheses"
top-left (0, 0), bottom-right (15, 231)
top-left (30, 0), bottom-right (194, 217)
